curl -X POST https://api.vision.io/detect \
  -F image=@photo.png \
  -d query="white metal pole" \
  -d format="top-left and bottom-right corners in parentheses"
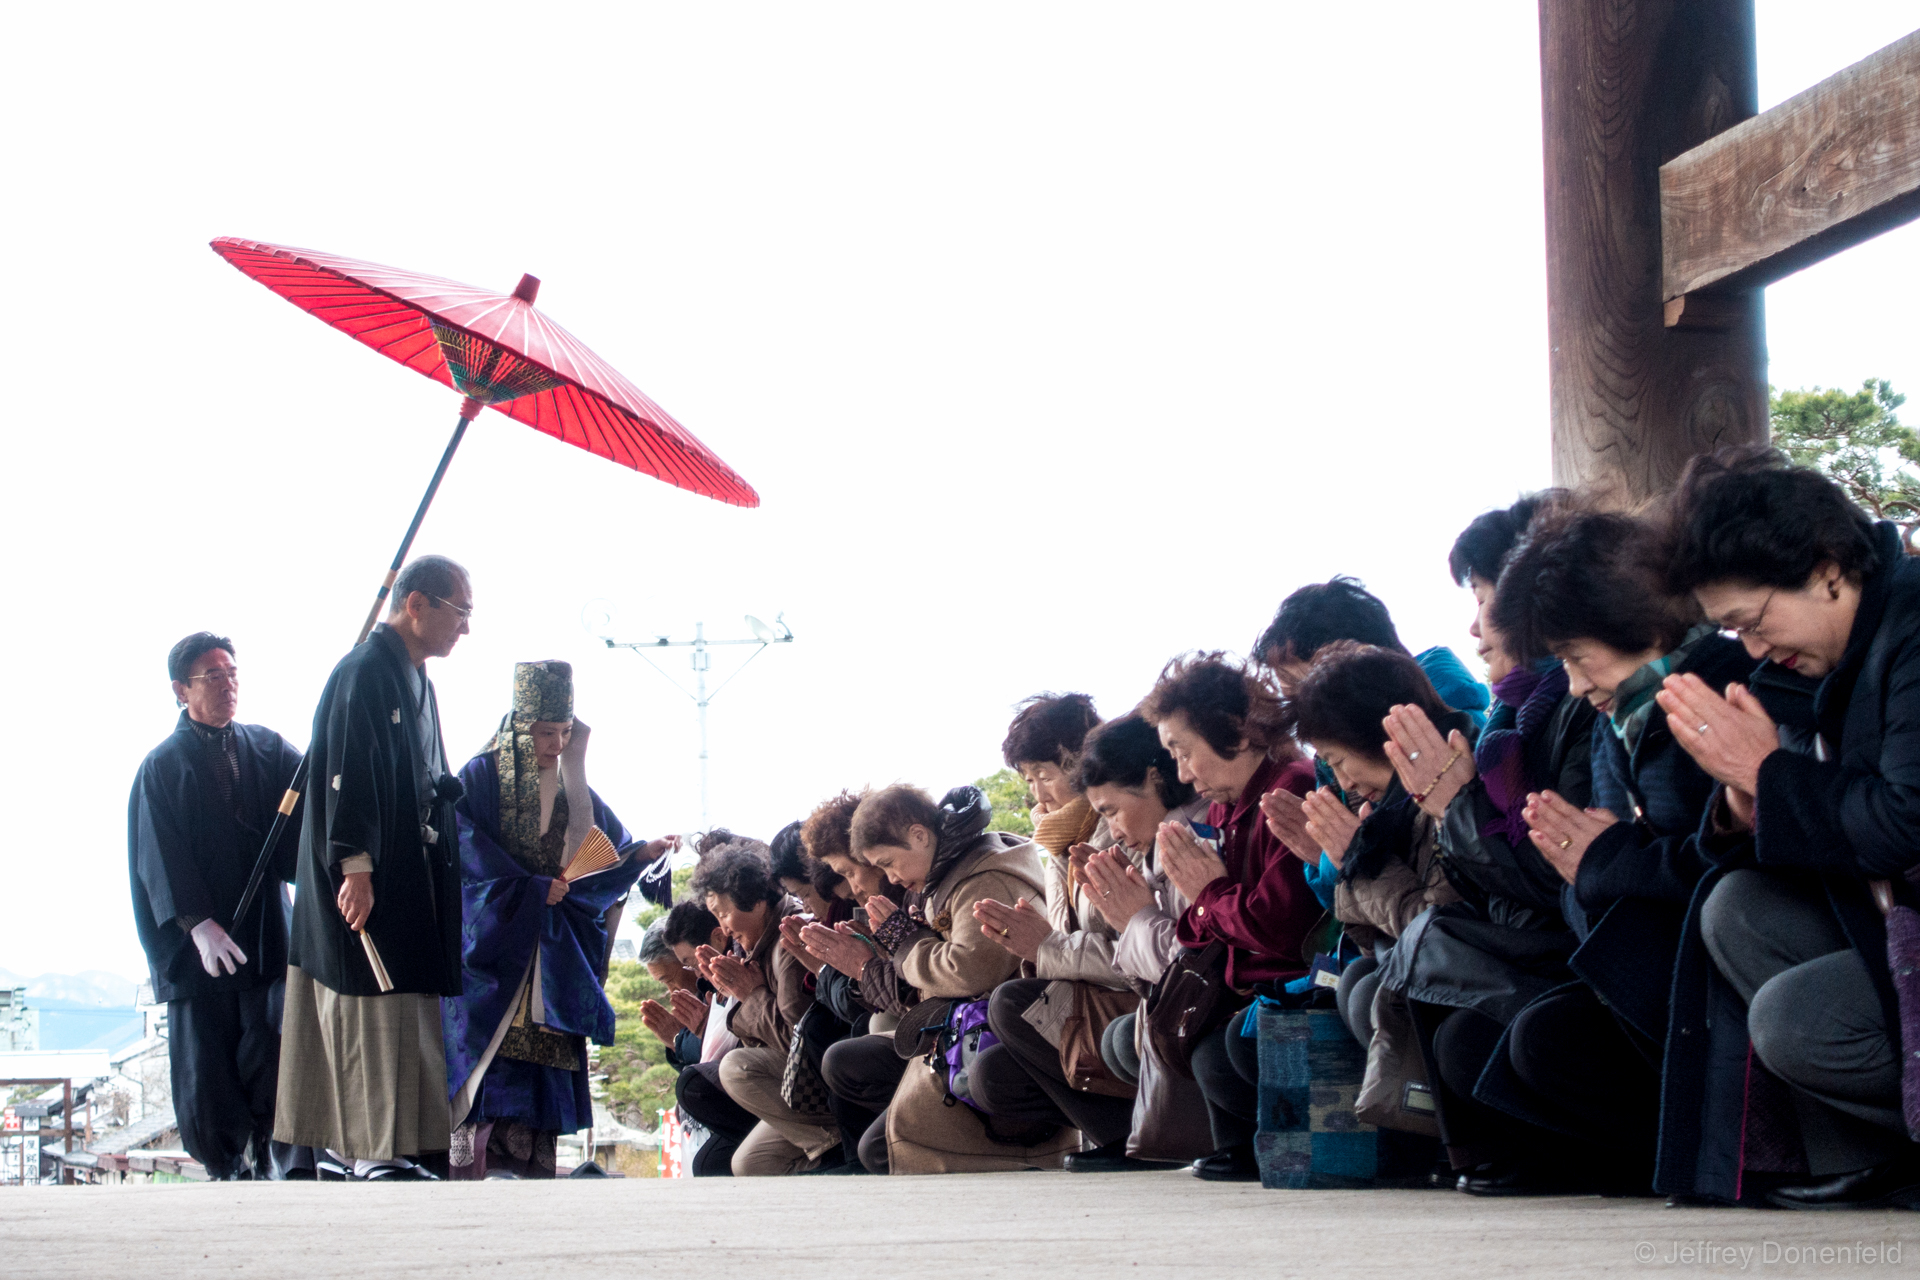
top-left (694, 622), bottom-right (709, 832)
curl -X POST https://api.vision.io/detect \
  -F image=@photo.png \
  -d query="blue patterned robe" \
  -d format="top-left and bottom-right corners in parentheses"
top-left (442, 751), bottom-right (644, 1135)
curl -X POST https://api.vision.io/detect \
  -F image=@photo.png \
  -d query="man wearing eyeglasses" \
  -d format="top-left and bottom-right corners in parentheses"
top-left (127, 631), bottom-right (308, 1180)
top-left (274, 554), bottom-right (473, 1181)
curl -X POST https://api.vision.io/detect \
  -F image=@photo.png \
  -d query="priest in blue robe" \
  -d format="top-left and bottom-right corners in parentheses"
top-left (443, 660), bottom-right (670, 1178)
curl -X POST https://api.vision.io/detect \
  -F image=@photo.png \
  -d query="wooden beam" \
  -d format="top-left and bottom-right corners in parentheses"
top-left (1542, 0), bottom-right (1769, 501)
top-left (1662, 29), bottom-right (1920, 305)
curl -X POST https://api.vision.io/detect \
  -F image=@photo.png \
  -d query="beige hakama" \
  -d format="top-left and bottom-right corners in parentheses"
top-left (273, 965), bottom-right (449, 1160)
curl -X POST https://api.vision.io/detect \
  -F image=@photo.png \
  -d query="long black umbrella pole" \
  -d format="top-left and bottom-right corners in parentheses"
top-left (230, 403), bottom-right (479, 930)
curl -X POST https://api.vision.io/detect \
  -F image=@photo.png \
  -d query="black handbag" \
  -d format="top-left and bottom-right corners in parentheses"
top-left (1143, 940), bottom-right (1234, 1078)
top-left (779, 1004), bottom-right (841, 1120)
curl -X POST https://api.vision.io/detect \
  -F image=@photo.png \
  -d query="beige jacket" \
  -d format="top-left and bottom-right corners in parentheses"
top-left (1331, 807), bottom-right (1459, 951)
top-left (725, 899), bottom-right (812, 1052)
top-left (1033, 814), bottom-right (1130, 988)
top-left (897, 833), bottom-right (1046, 1000)
top-left (1110, 798), bottom-right (1212, 991)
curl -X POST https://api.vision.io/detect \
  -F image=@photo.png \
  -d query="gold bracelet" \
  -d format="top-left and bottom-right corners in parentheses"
top-left (1416, 749), bottom-right (1465, 802)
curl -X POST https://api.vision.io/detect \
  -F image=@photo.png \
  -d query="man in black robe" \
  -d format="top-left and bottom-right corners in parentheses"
top-left (273, 554), bottom-right (470, 1181)
top-left (127, 631), bottom-right (306, 1180)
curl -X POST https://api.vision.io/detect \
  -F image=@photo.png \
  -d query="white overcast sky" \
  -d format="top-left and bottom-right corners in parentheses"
top-left (2, 3), bottom-right (1914, 983)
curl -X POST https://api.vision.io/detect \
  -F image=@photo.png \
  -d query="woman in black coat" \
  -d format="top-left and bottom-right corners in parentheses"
top-left (1658, 448), bottom-right (1920, 1210)
top-left (1372, 499), bottom-right (1599, 1194)
top-left (1461, 508), bottom-right (1756, 1193)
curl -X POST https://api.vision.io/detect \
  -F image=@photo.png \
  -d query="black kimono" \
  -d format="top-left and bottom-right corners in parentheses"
top-left (287, 623), bottom-right (461, 998)
top-left (127, 711), bottom-right (304, 1178)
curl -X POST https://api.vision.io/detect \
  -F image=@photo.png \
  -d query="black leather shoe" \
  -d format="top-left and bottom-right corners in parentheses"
top-left (1189, 1149), bottom-right (1261, 1183)
top-left (1065, 1145), bottom-right (1185, 1174)
top-left (1457, 1162), bottom-right (1591, 1197)
top-left (1766, 1160), bottom-right (1920, 1211)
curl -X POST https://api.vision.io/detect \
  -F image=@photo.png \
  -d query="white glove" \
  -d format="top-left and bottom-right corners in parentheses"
top-left (189, 919), bottom-right (248, 977)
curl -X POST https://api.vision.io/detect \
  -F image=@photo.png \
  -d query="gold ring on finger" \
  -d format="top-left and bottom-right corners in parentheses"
top-left (1559, 838), bottom-right (1571, 850)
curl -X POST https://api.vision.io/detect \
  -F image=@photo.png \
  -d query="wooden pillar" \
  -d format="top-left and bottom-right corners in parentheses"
top-left (1540, 0), bottom-right (1769, 500)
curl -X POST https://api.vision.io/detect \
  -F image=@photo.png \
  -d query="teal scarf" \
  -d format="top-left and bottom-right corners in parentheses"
top-left (1609, 625), bottom-right (1717, 753)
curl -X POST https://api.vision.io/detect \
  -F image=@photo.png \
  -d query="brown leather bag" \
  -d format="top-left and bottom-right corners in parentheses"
top-left (1143, 940), bottom-right (1234, 1078)
top-left (1059, 985), bottom-right (1140, 1098)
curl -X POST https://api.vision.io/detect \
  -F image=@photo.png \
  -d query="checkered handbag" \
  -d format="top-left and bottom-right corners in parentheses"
top-left (780, 1004), bottom-right (838, 1121)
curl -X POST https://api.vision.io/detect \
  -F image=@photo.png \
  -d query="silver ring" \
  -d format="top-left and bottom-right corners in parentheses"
top-left (1408, 751), bottom-right (1421, 762)
top-left (1698, 723), bottom-right (1711, 735)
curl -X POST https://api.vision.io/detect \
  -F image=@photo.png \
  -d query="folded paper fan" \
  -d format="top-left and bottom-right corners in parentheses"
top-left (564, 827), bottom-right (621, 882)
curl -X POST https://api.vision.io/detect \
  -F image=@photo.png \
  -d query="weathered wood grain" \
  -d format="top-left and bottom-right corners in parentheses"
top-left (1662, 28), bottom-right (1920, 302)
top-left (1541, 0), bottom-right (1769, 500)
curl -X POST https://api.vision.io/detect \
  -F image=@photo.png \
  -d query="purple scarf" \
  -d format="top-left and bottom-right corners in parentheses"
top-left (1475, 663), bottom-right (1570, 845)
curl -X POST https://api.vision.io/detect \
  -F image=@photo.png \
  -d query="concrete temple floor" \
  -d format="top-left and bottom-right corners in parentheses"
top-left (4, 1172), bottom-right (1914, 1278)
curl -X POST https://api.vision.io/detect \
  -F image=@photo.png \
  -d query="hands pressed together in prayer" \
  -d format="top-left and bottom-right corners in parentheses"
top-left (1260, 788), bottom-right (1321, 864)
top-left (1156, 820), bottom-right (1229, 903)
top-left (1523, 789), bottom-right (1619, 883)
top-left (777, 913), bottom-right (826, 974)
top-left (798, 919), bottom-right (877, 975)
top-left (973, 896), bottom-right (1052, 961)
top-left (1301, 789), bottom-right (1369, 869)
top-left (1081, 847), bottom-right (1156, 925)
top-left (695, 943), bottom-right (765, 1000)
top-left (1384, 704), bottom-right (1476, 817)
top-left (640, 986), bottom-right (710, 1045)
top-left (1656, 673), bottom-right (1779, 830)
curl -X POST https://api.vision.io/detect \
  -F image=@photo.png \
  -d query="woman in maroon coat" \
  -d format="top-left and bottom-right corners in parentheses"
top-left (1140, 652), bottom-right (1320, 1182)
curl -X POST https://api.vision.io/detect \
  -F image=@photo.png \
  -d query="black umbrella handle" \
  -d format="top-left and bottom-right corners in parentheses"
top-left (230, 755), bottom-right (310, 929)
top-left (230, 405), bottom-right (478, 939)
top-left (354, 405), bottom-right (478, 643)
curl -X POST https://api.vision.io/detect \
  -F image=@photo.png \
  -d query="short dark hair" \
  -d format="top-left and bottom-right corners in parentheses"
top-left (802, 790), bottom-right (867, 863)
top-left (849, 784), bottom-right (942, 859)
top-left (689, 837), bottom-right (781, 909)
top-left (1282, 642), bottom-right (1450, 761)
top-left (168, 632), bottom-right (234, 684)
top-left (1255, 577), bottom-right (1407, 665)
top-left (1447, 491), bottom-right (1560, 587)
top-left (390, 555), bottom-right (469, 613)
top-left (662, 899), bottom-right (720, 948)
top-left (768, 821), bottom-right (811, 885)
top-left (1140, 652), bottom-right (1295, 762)
top-left (1001, 692), bottom-right (1101, 771)
top-left (1076, 714), bottom-right (1197, 809)
top-left (1664, 446), bottom-right (1883, 593)
top-left (808, 857), bottom-right (847, 902)
top-left (1493, 508), bottom-right (1700, 662)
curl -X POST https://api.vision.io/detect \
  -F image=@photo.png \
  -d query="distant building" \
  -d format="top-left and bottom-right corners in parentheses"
top-left (612, 938), bottom-right (637, 963)
top-left (0, 988), bottom-right (38, 1052)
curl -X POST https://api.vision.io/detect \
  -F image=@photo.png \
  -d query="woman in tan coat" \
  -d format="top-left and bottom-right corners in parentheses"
top-left (691, 838), bottom-right (840, 1176)
top-left (969, 696), bottom-right (1150, 1169)
top-left (853, 783), bottom-right (1079, 1173)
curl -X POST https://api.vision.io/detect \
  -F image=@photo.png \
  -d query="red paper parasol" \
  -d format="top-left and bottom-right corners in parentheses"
top-left (214, 236), bottom-right (756, 936)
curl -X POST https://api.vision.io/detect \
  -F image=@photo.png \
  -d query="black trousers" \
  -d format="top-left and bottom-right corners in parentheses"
top-left (1189, 1005), bottom-right (1259, 1155)
top-left (821, 1032), bottom-right (905, 1174)
top-left (1503, 985), bottom-right (1659, 1159)
top-left (972, 979), bottom-right (1135, 1148)
top-left (676, 1061), bottom-right (757, 1177)
top-left (1427, 996), bottom-right (1648, 1181)
top-left (169, 980), bottom-right (309, 1180)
